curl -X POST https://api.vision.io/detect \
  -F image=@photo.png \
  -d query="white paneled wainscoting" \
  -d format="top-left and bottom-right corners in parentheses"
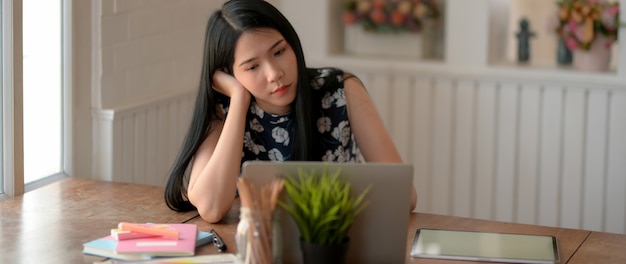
top-left (351, 69), bottom-right (626, 235)
top-left (93, 92), bottom-right (196, 188)
top-left (93, 72), bottom-right (626, 234)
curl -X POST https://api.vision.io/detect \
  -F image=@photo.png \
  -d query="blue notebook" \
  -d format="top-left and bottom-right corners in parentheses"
top-left (83, 231), bottom-right (214, 260)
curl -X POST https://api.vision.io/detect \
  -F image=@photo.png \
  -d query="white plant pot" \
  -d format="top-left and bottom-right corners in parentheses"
top-left (344, 25), bottom-right (423, 59)
top-left (572, 36), bottom-right (613, 72)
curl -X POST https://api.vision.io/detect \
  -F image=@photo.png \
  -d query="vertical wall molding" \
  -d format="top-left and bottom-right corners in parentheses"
top-left (358, 70), bottom-right (625, 234)
top-left (92, 91), bottom-right (194, 186)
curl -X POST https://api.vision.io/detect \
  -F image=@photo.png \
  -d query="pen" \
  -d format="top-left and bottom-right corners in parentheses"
top-left (210, 229), bottom-right (227, 252)
top-left (118, 222), bottom-right (179, 239)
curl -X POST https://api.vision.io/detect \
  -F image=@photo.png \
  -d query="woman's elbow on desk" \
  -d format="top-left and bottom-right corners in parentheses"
top-left (198, 208), bottom-right (228, 223)
top-left (195, 201), bottom-right (231, 223)
top-left (188, 193), bottom-right (232, 223)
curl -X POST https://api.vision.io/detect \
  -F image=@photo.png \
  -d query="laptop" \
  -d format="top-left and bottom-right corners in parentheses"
top-left (241, 161), bottom-right (413, 264)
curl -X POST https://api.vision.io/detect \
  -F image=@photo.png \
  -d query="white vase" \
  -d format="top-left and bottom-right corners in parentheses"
top-left (573, 36), bottom-right (612, 72)
top-left (344, 25), bottom-right (423, 59)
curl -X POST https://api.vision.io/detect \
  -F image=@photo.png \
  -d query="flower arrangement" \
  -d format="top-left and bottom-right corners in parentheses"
top-left (552, 0), bottom-right (621, 51)
top-left (343, 0), bottom-right (441, 34)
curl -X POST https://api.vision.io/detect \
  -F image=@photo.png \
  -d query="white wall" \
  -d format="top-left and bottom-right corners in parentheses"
top-left (93, 0), bottom-right (219, 109)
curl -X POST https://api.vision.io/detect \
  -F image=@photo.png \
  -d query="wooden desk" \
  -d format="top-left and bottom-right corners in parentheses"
top-left (1, 177), bottom-right (625, 264)
top-left (188, 202), bottom-right (592, 263)
top-left (0, 178), bottom-right (197, 264)
top-left (567, 232), bottom-right (626, 263)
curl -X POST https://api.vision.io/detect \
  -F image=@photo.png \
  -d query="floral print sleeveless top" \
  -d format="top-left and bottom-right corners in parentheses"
top-left (219, 67), bottom-right (364, 164)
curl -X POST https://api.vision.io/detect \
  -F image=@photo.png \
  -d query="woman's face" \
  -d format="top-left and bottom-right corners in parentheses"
top-left (232, 28), bottom-right (298, 115)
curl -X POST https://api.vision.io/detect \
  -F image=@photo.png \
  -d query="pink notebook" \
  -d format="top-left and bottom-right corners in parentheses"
top-left (114, 223), bottom-right (198, 257)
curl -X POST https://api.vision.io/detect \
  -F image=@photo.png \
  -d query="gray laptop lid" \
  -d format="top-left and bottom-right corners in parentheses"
top-left (241, 161), bottom-right (413, 264)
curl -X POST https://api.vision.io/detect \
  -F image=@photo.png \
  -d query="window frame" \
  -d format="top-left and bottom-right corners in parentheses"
top-left (1, 0), bottom-right (24, 200)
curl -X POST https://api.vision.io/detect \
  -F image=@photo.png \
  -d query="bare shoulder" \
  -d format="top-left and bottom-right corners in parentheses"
top-left (342, 72), bottom-right (364, 88)
top-left (342, 72), bottom-right (371, 105)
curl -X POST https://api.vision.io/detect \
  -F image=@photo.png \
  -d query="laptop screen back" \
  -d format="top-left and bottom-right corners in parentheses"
top-left (241, 161), bottom-right (413, 264)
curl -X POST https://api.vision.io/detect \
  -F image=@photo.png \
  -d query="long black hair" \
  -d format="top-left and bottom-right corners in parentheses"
top-left (164, 0), bottom-right (313, 212)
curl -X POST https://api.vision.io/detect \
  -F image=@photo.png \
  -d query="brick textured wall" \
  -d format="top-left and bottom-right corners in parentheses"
top-left (96, 0), bottom-right (221, 109)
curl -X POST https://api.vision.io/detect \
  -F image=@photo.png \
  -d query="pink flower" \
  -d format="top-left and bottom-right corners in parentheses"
top-left (601, 8), bottom-right (617, 29)
top-left (567, 19), bottom-right (578, 32)
top-left (566, 37), bottom-right (579, 50)
top-left (391, 11), bottom-right (406, 26)
top-left (574, 25), bottom-right (586, 42)
top-left (608, 5), bottom-right (620, 16)
top-left (369, 8), bottom-right (386, 24)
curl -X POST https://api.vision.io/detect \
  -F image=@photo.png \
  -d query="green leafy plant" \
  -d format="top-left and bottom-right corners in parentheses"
top-left (277, 167), bottom-right (371, 246)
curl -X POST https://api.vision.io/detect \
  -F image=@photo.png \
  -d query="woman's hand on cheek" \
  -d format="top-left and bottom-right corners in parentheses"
top-left (212, 70), bottom-right (251, 102)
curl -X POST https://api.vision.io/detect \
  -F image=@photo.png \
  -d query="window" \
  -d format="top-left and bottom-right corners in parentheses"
top-left (23, 0), bottom-right (65, 188)
top-left (1, 0), bottom-right (69, 199)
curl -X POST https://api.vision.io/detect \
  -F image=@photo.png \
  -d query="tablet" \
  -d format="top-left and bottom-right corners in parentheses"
top-left (410, 228), bottom-right (560, 264)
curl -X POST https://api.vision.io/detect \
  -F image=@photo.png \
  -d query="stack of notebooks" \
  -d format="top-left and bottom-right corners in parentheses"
top-left (83, 222), bottom-right (213, 261)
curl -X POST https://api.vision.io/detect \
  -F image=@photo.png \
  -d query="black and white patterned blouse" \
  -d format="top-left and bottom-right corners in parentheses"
top-left (218, 67), bottom-right (364, 165)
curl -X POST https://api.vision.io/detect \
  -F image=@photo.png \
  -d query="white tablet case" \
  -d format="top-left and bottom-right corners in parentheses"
top-left (410, 228), bottom-right (560, 264)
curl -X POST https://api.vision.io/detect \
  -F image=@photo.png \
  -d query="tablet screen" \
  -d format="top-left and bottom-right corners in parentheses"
top-left (410, 228), bottom-right (560, 264)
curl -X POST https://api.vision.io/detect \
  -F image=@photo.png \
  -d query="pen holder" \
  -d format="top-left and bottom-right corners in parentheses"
top-left (236, 207), bottom-right (282, 264)
top-left (236, 177), bottom-right (284, 264)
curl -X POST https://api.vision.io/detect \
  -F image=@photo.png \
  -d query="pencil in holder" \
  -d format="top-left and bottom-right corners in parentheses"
top-left (236, 177), bottom-right (284, 264)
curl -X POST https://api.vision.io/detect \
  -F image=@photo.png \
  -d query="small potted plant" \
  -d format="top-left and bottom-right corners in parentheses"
top-left (277, 167), bottom-right (371, 264)
top-left (551, 0), bottom-right (622, 71)
top-left (341, 0), bottom-right (443, 59)
top-left (343, 0), bottom-right (441, 34)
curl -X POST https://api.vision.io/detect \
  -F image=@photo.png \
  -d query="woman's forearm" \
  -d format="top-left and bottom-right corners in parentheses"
top-left (187, 94), bottom-right (249, 223)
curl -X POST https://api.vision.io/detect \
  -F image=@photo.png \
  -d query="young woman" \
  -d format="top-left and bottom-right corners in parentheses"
top-left (164, 0), bottom-right (417, 223)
